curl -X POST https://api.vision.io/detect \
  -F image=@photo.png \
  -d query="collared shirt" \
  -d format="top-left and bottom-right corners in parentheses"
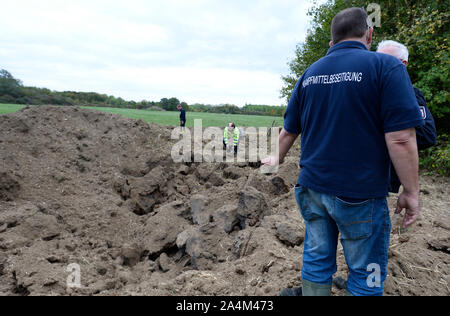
top-left (284, 41), bottom-right (424, 199)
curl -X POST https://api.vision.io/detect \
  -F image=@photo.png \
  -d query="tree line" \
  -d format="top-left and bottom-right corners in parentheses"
top-left (0, 69), bottom-right (285, 117)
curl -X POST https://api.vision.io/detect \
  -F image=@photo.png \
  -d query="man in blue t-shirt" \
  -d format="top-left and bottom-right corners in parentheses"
top-left (263, 8), bottom-right (424, 296)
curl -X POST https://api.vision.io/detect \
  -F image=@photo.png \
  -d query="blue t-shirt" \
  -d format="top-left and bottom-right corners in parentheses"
top-left (180, 108), bottom-right (186, 122)
top-left (284, 41), bottom-right (424, 199)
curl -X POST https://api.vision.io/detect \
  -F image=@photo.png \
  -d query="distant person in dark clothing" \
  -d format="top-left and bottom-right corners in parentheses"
top-left (177, 104), bottom-right (186, 132)
top-left (377, 40), bottom-right (437, 193)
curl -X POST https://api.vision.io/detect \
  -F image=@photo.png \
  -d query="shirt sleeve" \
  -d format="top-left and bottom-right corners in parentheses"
top-left (411, 87), bottom-right (437, 149)
top-left (283, 79), bottom-right (303, 135)
top-left (380, 65), bottom-right (425, 133)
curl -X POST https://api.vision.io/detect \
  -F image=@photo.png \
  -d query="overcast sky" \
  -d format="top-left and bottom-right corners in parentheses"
top-left (1, 0), bottom-right (323, 106)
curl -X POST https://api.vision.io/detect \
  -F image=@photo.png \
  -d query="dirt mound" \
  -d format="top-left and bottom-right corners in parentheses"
top-left (0, 106), bottom-right (448, 296)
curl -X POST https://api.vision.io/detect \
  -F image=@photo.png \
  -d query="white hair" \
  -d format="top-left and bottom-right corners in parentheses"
top-left (377, 40), bottom-right (409, 62)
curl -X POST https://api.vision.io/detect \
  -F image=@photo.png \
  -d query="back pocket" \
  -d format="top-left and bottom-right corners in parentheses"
top-left (334, 197), bottom-right (373, 240)
top-left (295, 185), bottom-right (323, 222)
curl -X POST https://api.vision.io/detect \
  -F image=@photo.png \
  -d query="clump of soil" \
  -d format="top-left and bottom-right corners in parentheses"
top-left (0, 106), bottom-right (448, 296)
top-left (0, 171), bottom-right (20, 201)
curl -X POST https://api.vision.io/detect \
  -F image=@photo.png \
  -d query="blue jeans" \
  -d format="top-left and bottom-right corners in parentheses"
top-left (295, 185), bottom-right (391, 296)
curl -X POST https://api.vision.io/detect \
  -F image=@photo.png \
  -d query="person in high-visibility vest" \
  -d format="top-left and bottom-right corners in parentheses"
top-left (223, 123), bottom-right (240, 155)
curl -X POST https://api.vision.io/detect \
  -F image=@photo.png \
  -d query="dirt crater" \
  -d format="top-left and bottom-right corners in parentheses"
top-left (0, 106), bottom-right (448, 296)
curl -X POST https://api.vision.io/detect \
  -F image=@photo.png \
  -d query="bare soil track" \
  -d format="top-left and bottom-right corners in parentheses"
top-left (0, 106), bottom-right (448, 296)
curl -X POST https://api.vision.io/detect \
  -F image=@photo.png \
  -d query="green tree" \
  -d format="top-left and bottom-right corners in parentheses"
top-left (0, 69), bottom-right (24, 101)
top-left (159, 98), bottom-right (170, 110)
top-left (180, 101), bottom-right (189, 111)
top-left (167, 97), bottom-right (180, 111)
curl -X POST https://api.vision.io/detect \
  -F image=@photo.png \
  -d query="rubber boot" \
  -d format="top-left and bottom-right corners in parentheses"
top-left (302, 279), bottom-right (332, 296)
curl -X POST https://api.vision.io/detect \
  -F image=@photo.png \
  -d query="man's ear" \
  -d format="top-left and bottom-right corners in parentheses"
top-left (366, 27), bottom-right (374, 48)
top-left (329, 40), bottom-right (334, 47)
top-left (402, 60), bottom-right (409, 67)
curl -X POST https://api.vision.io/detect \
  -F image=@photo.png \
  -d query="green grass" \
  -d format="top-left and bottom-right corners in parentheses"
top-left (0, 104), bottom-right (283, 127)
top-left (83, 106), bottom-right (283, 127)
top-left (0, 104), bottom-right (25, 114)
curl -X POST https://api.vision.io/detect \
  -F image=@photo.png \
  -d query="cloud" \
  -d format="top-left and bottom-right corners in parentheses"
top-left (97, 65), bottom-right (283, 105)
top-left (0, 0), bottom-right (319, 106)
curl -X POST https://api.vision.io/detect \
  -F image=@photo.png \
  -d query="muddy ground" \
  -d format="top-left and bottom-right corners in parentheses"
top-left (0, 106), bottom-right (448, 296)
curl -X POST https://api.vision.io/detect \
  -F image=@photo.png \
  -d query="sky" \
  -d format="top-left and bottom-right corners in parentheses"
top-left (0, 0), bottom-right (323, 106)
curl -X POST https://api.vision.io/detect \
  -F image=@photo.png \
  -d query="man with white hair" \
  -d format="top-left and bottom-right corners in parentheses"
top-left (377, 40), bottom-right (410, 66)
top-left (377, 40), bottom-right (437, 193)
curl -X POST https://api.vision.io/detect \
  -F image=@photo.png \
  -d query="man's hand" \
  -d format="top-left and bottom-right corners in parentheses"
top-left (395, 191), bottom-right (420, 229)
top-left (262, 156), bottom-right (280, 166)
top-left (261, 129), bottom-right (299, 168)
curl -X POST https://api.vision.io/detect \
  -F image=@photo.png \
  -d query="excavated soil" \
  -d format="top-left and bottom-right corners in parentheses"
top-left (0, 106), bottom-right (448, 296)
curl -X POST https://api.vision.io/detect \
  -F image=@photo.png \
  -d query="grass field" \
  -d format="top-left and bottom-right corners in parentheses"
top-left (0, 104), bottom-right (283, 127)
top-left (0, 104), bottom-right (25, 115)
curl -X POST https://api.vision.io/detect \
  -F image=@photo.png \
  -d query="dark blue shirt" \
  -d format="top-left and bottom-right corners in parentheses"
top-left (284, 41), bottom-right (424, 199)
top-left (413, 87), bottom-right (437, 150)
top-left (180, 108), bottom-right (186, 122)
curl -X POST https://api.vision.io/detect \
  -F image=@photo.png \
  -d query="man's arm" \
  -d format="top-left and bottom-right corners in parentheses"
top-left (385, 128), bottom-right (420, 229)
top-left (415, 105), bottom-right (437, 150)
top-left (414, 87), bottom-right (437, 150)
top-left (262, 128), bottom-right (299, 166)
